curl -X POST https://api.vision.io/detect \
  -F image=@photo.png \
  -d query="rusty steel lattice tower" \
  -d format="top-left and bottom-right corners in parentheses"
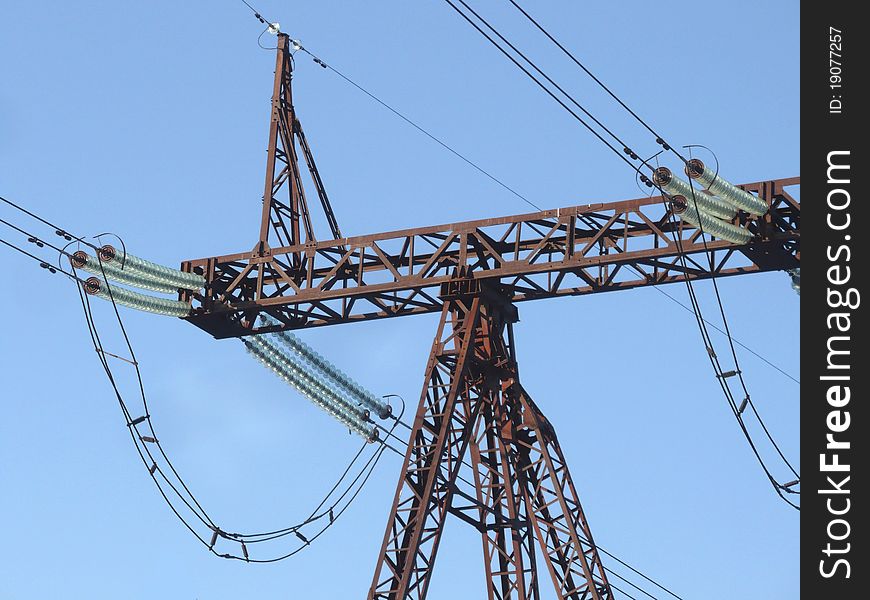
top-left (181, 35), bottom-right (799, 599)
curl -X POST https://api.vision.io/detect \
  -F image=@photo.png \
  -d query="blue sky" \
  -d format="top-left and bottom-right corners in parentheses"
top-left (1, 1), bottom-right (798, 598)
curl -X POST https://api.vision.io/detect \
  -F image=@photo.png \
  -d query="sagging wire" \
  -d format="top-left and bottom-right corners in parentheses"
top-left (1, 218), bottom-right (684, 597)
top-left (0, 197), bottom-right (400, 558)
top-left (0, 203), bottom-right (393, 557)
top-left (661, 189), bottom-right (800, 509)
top-left (71, 268), bottom-right (403, 558)
top-left (619, 151), bottom-right (802, 504)
top-left (436, 0), bottom-right (799, 506)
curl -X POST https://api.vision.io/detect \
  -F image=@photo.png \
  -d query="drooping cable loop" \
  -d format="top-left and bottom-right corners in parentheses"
top-left (435, 0), bottom-right (798, 505)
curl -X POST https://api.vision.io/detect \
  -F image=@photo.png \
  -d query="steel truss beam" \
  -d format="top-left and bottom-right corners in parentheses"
top-left (182, 178), bottom-right (799, 337)
top-left (369, 278), bottom-right (612, 600)
top-left (179, 39), bottom-right (800, 598)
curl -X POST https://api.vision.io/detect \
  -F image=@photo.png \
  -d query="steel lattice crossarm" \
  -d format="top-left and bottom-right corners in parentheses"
top-left (181, 177), bottom-right (799, 338)
top-left (169, 33), bottom-right (801, 600)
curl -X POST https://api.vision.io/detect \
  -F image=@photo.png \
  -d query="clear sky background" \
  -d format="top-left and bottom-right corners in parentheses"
top-left (1, 1), bottom-right (799, 598)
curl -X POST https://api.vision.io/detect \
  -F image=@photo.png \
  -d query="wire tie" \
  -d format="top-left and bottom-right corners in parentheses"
top-left (39, 262), bottom-right (57, 273)
top-left (140, 435), bottom-right (158, 443)
top-left (717, 370), bottom-right (739, 379)
top-left (295, 531), bottom-right (310, 545)
top-left (241, 541), bottom-right (249, 562)
top-left (209, 528), bottom-right (220, 549)
top-left (782, 479), bottom-right (800, 489)
top-left (329, 508), bottom-right (335, 523)
top-left (705, 346), bottom-right (717, 359)
top-left (737, 398), bottom-right (749, 414)
top-left (128, 414), bottom-right (149, 427)
top-left (149, 462), bottom-right (158, 475)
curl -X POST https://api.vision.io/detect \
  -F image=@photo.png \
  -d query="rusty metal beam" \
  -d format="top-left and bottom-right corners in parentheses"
top-left (368, 280), bottom-right (612, 599)
top-left (255, 33), bottom-right (340, 271)
top-left (181, 178), bottom-right (799, 338)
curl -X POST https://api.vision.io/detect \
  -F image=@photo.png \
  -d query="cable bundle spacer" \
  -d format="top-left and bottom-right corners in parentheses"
top-left (128, 414), bottom-right (149, 427)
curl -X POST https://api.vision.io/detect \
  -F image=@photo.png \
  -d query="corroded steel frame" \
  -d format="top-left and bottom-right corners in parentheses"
top-left (256, 33), bottom-right (341, 266)
top-left (180, 40), bottom-right (800, 599)
top-left (368, 279), bottom-right (612, 600)
top-left (182, 178), bottom-right (799, 338)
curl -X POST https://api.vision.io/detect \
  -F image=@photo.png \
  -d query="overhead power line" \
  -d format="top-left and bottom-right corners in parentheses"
top-left (435, 0), bottom-right (799, 507)
top-left (289, 44), bottom-right (543, 212)
top-left (277, 42), bottom-right (799, 385)
top-left (503, 0), bottom-right (685, 163)
top-left (0, 191), bottom-right (708, 592)
top-left (438, 0), bottom-right (643, 174)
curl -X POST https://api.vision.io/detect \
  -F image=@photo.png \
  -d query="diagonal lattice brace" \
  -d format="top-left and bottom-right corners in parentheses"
top-left (369, 292), bottom-right (486, 599)
top-left (370, 279), bottom-right (611, 600)
top-left (256, 33), bottom-right (341, 274)
top-left (509, 387), bottom-right (613, 600)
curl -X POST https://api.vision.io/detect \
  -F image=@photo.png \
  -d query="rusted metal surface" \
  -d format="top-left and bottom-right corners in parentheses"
top-left (368, 280), bottom-right (612, 599)
top-left (180, 40), bottom-right (799, 598)
top-left (256, 33), bottom-right (341, 262)
top-left (179, 34), bottom-right (800, 339)
top-left (182, 177), bottom-right (799, 337)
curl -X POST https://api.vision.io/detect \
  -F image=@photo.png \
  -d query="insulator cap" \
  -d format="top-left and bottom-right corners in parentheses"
top-left (83, 276), bottom-right (102, 295)
top-left (652, 167), bottom-right (673, 187)
top-left (70, 250), bottom-right (88, 268)
top-left (98, 244), bottom-right (117, 263)
top-left (685, 158), bottom-right (705, 179)
top-left (670, 195), bottom-right (688, 215)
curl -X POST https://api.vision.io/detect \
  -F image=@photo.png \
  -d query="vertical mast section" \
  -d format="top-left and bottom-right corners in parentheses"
top-left (257, 33), bottom-right (342, 266)
top-left (369, 276), bottom-right (612, 600)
